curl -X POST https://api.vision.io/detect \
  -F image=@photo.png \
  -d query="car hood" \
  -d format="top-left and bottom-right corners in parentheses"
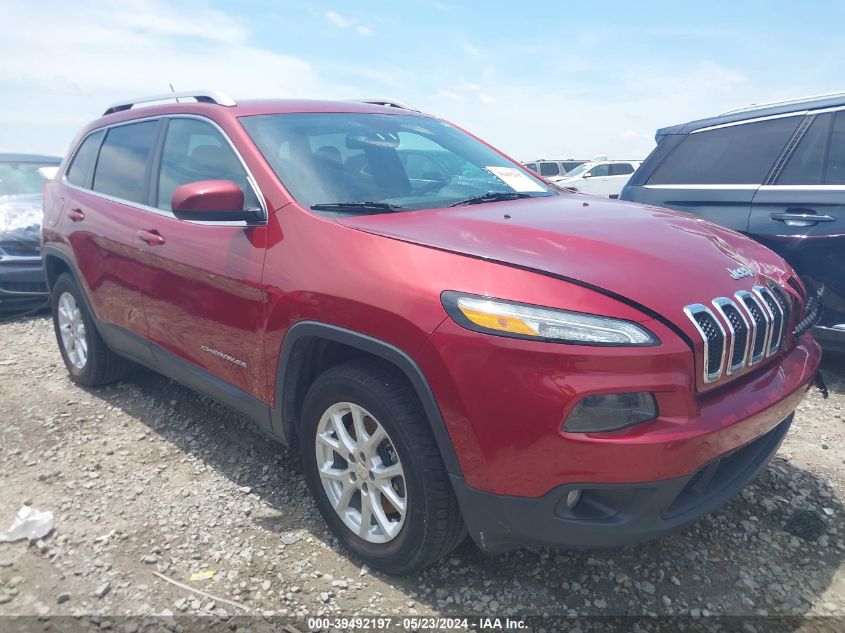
top-left (337, 195), bottom-right (794, 338)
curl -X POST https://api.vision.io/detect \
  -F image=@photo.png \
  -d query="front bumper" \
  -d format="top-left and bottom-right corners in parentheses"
top-left (453, 415), bottom-right (791, 552)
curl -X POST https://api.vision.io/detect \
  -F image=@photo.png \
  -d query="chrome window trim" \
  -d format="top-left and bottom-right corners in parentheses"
top-left (60, 113), bottom-right (267, 227)
top-left (754, 285), bottom-right (783, 356)
top-left (734, 290), bottom-right (765, 365)
top-left (0, 254), bottom-right (42, 263)
top-left (759, 184), bottom-right (845, 191)
top-left (643, 184), bottom-right (759, 190)
top-left (691, 111), bottom-right (806, 134)
top-left (712, 297), bottom-right (750, 374)
top-left (683, 303), bottom-right (726, 384)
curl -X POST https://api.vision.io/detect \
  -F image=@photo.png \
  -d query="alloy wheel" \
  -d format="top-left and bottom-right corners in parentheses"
top-left (315, 402), bottom-right (407, 544)
top-left (57, 291), bottom-right (87, 369)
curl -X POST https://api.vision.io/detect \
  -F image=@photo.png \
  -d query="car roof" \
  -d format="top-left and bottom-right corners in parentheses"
top-left (656, 91), bottom-right (845, 139)
top-left (0, 153), bottom-right (62, 164)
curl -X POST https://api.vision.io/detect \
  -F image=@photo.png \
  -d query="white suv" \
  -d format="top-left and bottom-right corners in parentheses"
top-left (550, 160), bottom-right (641, 197)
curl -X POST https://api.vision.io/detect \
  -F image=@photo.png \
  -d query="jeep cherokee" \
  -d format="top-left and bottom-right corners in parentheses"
top-left (43, 91), bottom-right (822, 574)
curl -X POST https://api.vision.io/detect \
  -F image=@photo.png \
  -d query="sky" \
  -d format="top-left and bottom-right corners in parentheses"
top-left (2, 0), bottom-right (844, 162)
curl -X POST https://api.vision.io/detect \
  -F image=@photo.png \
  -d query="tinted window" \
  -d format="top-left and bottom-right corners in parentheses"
top-left (66, 130), bottom-right (104, 188)
top-left (586, 163), bottom-right (609, 177)
top-left (539, 162), bottom-right (560, 176)
top-left (157, 118), bottom-right (259, 210)
top-left (523, 162), bottom-right (538, 172)
top-left (648, 116), bottom-right (801, 185)
top-left (562, 161), bottom-right (584, 172)
top-left (93, 121), bottom-right (158, 203)
top-left (777, 114), bottom-right (831, 185)
top-left (609, 163), bottom-right (634, 176)
top-left (826, 110), bottom-right (845, 184)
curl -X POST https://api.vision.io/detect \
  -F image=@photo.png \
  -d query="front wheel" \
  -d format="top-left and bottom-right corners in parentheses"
top-left (300, 359), bottom-right (466, 574)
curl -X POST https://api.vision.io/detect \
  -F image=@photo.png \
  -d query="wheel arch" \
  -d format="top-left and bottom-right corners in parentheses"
top-left (272, 321), bottom-right (463, 477)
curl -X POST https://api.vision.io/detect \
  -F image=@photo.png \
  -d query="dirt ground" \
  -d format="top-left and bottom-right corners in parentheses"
top-left (1, 314), bottom-right (844, 627)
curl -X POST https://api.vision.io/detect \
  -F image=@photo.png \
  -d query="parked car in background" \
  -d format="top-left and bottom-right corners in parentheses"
top-left (0, 153), bottom-right (61, 314)
top-left (44, 91), bottom-right (820, 574)
top-left (551, 159), bottom-right (641, 197)
top-left (621, 92), bottom-right (845, 352)
top-left (523, 159), bottom-right (587, 179)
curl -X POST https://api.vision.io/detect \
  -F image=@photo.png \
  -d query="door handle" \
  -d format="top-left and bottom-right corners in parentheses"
top-left (770, 212), bottom-right (836, 226)
top-left (136, 230), bottom-right (166, 246)
top-left (67, 208), bottom-right (85, 222)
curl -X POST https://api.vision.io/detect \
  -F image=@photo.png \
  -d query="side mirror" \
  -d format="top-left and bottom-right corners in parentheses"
top-left (582, 172), bottom-right (592, 179)
top-left (171, 180), bottom-right (260, 222)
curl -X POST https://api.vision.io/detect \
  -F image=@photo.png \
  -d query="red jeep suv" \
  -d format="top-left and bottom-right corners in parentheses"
top-left (43, 91), bottom-right (822, 574)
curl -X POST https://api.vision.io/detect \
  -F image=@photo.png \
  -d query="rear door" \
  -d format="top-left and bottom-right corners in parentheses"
top-left (607, 162), bottom-right (636, 197)
top-left (634, 114), bottom-right (803, 232)
top-left (62, 120), bottom-right (163, 361)
top-left (750, 110), bottom-right (845, 329)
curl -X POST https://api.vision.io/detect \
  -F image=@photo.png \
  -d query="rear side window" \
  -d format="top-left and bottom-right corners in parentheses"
top-left (539, 162), bottom-right (560, 176)
top-left (648, 116), bottom-right (801, 185)
top-left (93, 121), bottom-right (159, 204)
top-left (609, 163), bottom-right (634, 176)
top-left (826, 111), bottom-right (845, 184)
top-left (156, 118), bottom-right (259, 210)
top-left (777, 114), bottom-right (832, 185)
top-left (66, 130), bottom-right (104, 187)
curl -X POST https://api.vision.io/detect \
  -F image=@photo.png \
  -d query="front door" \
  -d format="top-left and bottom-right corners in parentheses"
top-left (750, 110), bottom-right (845, 330)
top-left (135, 116), bottom-right (270, 402)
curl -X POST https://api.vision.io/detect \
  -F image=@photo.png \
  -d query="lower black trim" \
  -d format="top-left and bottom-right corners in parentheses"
top-left (452, 415), bottom-right (791, 553)
top-left (273, 321), bottom-right (463, 476)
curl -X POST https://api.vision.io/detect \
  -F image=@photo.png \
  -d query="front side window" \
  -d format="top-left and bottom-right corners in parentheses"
top-left (586, 163), bottom-right (610, 177)
top-left (523, 162), bottom-right (538, 172)
top-left (240, 113), bottom-right (554, 213)
top-left (609, 163), bottom-right (635, 176)
top-left (539, 162), bottom-right (560, 176)
top-left (648, 116), bottom-right (801, 185)
top-left (157, 118), bottom-right (259, 210)
top-left (777, 114), bottom-right (831, 185)
top-left (93, 121), bottom-right (159, 204)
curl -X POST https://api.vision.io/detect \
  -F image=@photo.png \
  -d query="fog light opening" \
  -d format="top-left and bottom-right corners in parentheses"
top-left (566, 489), bottom-right (583, 510)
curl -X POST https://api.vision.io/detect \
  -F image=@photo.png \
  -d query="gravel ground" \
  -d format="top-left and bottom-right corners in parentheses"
top-left (0, 315), bottom-right (844, 625)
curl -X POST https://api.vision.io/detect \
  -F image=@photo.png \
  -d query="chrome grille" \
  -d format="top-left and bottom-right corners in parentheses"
top-left (712, 298), bottom-right (750, 374)
top-left (685, 279), bottom-right (796, 386)
top-left (736, 290), bottom-right (770, 365)
top-left (683, 304), bottom-right (726, 383)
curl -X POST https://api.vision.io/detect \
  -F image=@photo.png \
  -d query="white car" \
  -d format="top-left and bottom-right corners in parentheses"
top-left (550, 160), bottom-right (641, 197)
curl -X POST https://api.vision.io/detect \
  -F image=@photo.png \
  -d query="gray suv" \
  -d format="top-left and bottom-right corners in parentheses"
top-left (621, 92), bottom-right (844, 351)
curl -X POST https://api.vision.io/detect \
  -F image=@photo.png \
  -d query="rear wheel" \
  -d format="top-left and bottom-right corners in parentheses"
top-left (51, 273), bottom-right (128, 386)
top-left (300, 359), bottom-right (465, 574)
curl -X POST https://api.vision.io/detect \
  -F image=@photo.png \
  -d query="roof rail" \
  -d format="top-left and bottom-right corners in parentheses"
top-left (354, 98), bottom-right (420, 112)
top-left (103, 90), bottom-right (236, 116)
top-left (720, 90), bottom-right (845, 116)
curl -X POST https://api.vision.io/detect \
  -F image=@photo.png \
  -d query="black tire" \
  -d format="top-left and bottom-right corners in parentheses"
top-left (51, 272), bottom-right (128, 386)
top-left (300, 358), bottom-right (466, 574)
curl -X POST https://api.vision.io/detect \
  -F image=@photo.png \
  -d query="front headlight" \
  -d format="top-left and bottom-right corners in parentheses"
top-left (441, 292), bottom-right (659, 346)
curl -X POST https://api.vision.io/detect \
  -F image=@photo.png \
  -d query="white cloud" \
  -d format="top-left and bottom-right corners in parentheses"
top-left (325, 10), bottom-right (375, 36)
top-left (0, 1), bottom-right (346, 154)
top-left (325, 10), bottom-right (354, 29)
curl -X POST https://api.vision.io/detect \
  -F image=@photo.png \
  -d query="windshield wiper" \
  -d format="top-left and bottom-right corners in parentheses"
top-left (448, 192), bottom-right (535, 207)
top-left (310, 202), bottom-right (405, 213)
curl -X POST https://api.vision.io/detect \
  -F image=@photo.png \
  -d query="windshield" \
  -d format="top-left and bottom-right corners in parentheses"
top-left (240, 113), bottom-right (555, 213)
top-left (560, 163), bottom-right (592, 178)
top-left (0, 161), bottom-right (58, 196)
